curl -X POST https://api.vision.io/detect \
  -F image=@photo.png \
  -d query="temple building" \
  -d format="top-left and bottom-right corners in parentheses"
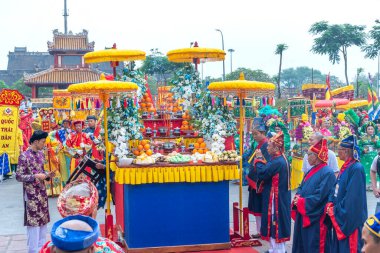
top-left (24, 30), bottom-right (101, 98)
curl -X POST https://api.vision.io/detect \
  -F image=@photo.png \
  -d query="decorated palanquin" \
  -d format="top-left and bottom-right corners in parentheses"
top-left (301, 83), bottom-right (326, 100)
top-left (331, 85), bottom-right (355, 100)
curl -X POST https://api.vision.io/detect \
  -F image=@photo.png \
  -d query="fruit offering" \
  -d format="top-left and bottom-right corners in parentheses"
top-left (218, 150), bottom-right (241, 162)
top-left (134, 153), bottom-right (155, 165)
top-left (168, 154), bottom-right (191, 163)
top-left (133, 140), bottom-right (153, 156)
top-left (203, 151), bottom-right (219, 163)
top-left (192, 138), bottom-right (208, 154)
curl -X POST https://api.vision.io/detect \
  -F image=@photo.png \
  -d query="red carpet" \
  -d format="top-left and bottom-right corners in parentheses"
top-left (198, 248), bottom-right (259, 253)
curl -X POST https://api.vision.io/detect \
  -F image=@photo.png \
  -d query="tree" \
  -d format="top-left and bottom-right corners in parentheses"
top-left (356, 67), bottom-right (364, 97)
top-left (275, 44), bottom-right (288, 98)
top-left (362, 20), bottom-right (380, 59)
top-left (12, 79), bottom-right (31, 97)
top-left (0, 80), bottom-right (9, 90)
top-left (225, 68), bottom-right (273, 82)
top-left (309, 21), bottom-right (366, 85)
top-left (139, 48), bottom-right (185, 84)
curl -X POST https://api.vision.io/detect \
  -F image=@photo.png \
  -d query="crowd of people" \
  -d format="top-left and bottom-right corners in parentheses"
top-left (244, 109), bottom-right (380, 253)
top-left (9, 105), bottom-right (380, 253)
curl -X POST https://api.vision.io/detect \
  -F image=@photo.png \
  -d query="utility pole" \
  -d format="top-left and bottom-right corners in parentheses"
top-left (215, 29), bottom-right (225, 81)
top-left (228, 49), bottom-right (235, 74)
top-left (63, 0), bottom-right (69, 34)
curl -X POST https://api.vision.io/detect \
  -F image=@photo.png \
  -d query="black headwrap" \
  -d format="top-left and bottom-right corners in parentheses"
top-left (86, 115), bottom-right (97, 121)
top-left (29, 130), bottom-right (48, 144)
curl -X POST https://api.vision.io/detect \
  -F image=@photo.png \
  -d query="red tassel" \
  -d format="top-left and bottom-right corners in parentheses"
top-left (124, 98), bottom-right (127, 108)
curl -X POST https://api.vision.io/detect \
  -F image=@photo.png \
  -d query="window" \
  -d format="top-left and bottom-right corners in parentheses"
top-left (61, 55), bottom-right (82, 66)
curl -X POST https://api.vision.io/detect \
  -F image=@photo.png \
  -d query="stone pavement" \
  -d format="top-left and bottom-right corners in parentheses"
top-left (0, 178), bottom-right (378, 252)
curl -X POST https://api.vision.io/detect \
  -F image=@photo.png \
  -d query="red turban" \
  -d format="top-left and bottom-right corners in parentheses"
top-left (309, 139), bottom-right (328, 163)
top-left (269, 132), bottom-right (285, 153)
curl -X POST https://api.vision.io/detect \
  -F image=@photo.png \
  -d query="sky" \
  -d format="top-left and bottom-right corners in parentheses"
top-left (0, 0), bottom-right (379, 83)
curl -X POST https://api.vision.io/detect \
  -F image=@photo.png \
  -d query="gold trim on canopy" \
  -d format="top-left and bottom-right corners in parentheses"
top-left (84, 49), bottom-right (146, 63)
top-left (331, 85), bottom-right (354, 96)
top-left (302, 84), bottom-right (326, 90)
top-left (167, 47), bottom-right (225, 63)
top-left (208, 73), bottom-right (276, 97)
top-left (336, 99), bottom-right (368, 110)
top-left (68, 74), bottom-right (138, 94)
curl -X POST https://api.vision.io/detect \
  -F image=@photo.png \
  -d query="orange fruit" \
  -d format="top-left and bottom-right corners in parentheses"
top-left (194, 143), bottom-right (200, 149)
top-left (144, 144), bottom-right (150, 151)
top-left (146, 102), bottom-right (152, 108)
top-left (146, 97), bottom-right (151, 103)
top-left (193, 149), bottom-right (198, 154)
top-left (141, 140), bottom-right (148, 146)
top-left (200, 143), bottom-right (206, 148)
top-left (138, 145), bottom-right (144, 151)
top-left (146, 149), bottom-right (153, 156)
top-left (197, 138), bottom-right (204, 144)
top-left (182, 120), bottom-right (188, 125)
top-left (140, 102), bottom-right (146, 108)
top-left (133, 150), bottom-right (140, 156)
top-left (198, 149), bottom-right (205, 154)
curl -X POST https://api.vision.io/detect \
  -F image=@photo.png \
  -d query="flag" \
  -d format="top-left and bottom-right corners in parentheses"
top-left (367, 73), bottom-right (380, 119)
top-left (325, 73), bottom-right (332, 100)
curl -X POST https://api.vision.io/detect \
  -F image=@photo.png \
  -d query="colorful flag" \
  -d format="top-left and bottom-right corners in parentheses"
top-left (325, 73), bottom-right (332, 100)
top-left (367, 73), bottom-right (380, 119)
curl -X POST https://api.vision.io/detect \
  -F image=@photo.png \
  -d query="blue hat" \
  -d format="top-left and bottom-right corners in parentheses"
top-left (340, 135), bottom-right (360, 161)
top-left (51, 215), bottom-right (100, 251)
top-left (253, 117), bottom-right (266, 132)
top-left (365, 212), bottom-right (380, 238)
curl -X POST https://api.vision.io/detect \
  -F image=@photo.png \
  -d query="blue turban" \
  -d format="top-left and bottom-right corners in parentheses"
top-left (51, 215), bottom-right (100, 251)
top-left (365, 212), bottom-right (380, 238)
top-left (340, 135), bottom-right (360, 161)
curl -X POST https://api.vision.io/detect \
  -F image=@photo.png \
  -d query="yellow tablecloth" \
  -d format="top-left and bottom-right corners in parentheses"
top-left (291, 157), bottom-right (304, 190)
top-left (111, 163), bottom-right (239, 185)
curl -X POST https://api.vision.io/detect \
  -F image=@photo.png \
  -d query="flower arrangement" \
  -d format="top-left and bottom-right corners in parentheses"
top-left (169, 63), bottom-right (202, 110)
top-left (119, 64), bottom-right (147, 100)
top-left (107, 97), bottom-right (143, 159)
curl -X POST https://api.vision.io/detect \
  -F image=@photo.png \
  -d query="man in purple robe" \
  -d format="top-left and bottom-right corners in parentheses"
top-left (16, 130), bottom-right (54, 253)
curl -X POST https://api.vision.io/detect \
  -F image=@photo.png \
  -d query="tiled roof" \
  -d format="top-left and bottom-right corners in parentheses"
top-left (47, 30), bottom-right (94, 52)
top-left (24, 67), bottom-right (100, 85)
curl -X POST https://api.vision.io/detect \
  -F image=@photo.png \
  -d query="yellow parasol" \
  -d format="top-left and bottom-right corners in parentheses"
top-left (68, 73), bottom-right (138, 239)
top-left (84, 43), bottom-right (146, 77)
top-left (167, 41), bottom-right (225, 71)
top-left (208, 73), bottom-right (275, 230)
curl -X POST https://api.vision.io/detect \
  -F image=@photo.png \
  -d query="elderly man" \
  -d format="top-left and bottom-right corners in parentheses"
top-left (302, 132), bottom-right (339, 175)
top-left (292, 138), bottom-right (336, 253)
top-left (16, 130), bottom-right (54, 253)
top-left (246, 120), bottom-right (271, 238)
top-left (252, 132), bottom-right (291, 253)
top-left (362, 212), bottom-right (380, 253)
top-left (326, 135), bottom-right (367, 252)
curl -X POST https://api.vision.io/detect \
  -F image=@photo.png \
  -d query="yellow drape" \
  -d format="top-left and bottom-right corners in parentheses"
top-left (113, 164), bottom-right (239, 185)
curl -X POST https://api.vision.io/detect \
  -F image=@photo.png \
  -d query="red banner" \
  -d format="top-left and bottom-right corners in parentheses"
top-left (0, 89), bottom-right (24, 106)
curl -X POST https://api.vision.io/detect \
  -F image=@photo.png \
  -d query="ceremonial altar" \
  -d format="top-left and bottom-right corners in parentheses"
top-left (112, 162), bottom-right (239, 252)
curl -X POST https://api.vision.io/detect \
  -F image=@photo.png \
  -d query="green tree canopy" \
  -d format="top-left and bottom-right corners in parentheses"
top-left (225, 67), bottom-right (273, 82)
top-left (281, 67), bottom-right (344, 89)
top-left (139, 48), bottom-right (185, 83)
top-left (309, 21), bottom-right (366, 85)
top-left (12, 79), bottom-right (31, 97)
top-left (0, 80), bottom-right (9, 90)
top-left (362, 19), bottom-right (380, 59)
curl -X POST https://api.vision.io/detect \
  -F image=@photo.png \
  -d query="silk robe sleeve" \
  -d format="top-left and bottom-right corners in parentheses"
top-left (297, 170), bottom-right (336, 227)
top-left (255, 158), bottom-right (281, 181)
top-left (16, 153), bottom-right (35, 183)
top-left (327, 164), bottom-right (367, 240)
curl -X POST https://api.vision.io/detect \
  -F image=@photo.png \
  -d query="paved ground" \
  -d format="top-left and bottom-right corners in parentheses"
top-left (0, 178), bottom-right (378, 252)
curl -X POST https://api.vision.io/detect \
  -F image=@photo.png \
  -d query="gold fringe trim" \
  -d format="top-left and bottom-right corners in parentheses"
top-left (112, 164), bottom-right (239, 185)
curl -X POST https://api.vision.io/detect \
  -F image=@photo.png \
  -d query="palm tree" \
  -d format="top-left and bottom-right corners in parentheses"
top-left (356, 67), bottom-right (364, 97)
top-left (275, 44), bottom-right (288, 98)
